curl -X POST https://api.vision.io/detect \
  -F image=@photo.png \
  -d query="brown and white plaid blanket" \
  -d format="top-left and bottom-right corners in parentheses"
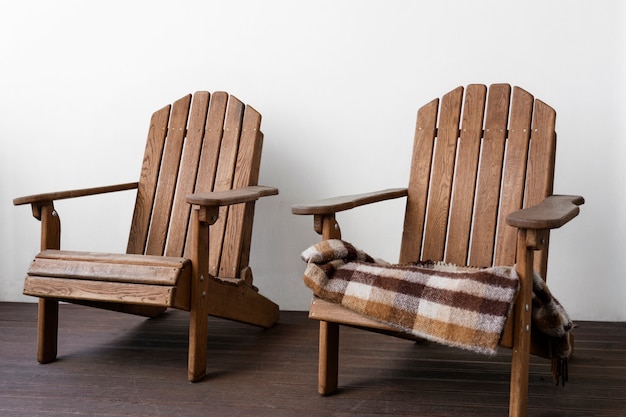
top-left (301, 239), bottom-right (573, 384)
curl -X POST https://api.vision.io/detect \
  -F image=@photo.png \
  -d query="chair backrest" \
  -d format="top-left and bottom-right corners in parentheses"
top-left (399, 84), bottom-right (556, 277)
top-left (126, 91), bottom-right (264, 279)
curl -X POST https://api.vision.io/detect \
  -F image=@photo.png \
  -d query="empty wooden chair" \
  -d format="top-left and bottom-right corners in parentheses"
top-left (292, 84), bottom-right (583, 417)
top-left (14, 91), bottom-right (279, 382)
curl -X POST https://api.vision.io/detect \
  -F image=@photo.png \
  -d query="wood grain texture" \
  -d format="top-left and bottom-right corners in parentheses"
top-left (422, 86), bottom-right (463, 262)
top-left (446, 84), bottom-right (486, 265)
top-left (208, 96), bottom-right (245, 276)
top-left (35, 249), bottom-right (190, 267)
top-left (291, 188), bottom-right (407, 215)
top-left (525, 99), bottom-right (557, 279)
top-left (27, 256), bottom-right (189, 285)
top-left (23, 277), bottom-right (176, 306)
top-left (508, 229), bottom-right (535, 417)
top-left (220, 106), bottom-right (263, 278)
top-left (127, 104), bottom-right (171, 254)
top-left (468, 84), bottom-right (511, 267)
top-left (13, 182), bottom-right (138, 207)
top-left (506, 195), bottom-right (583, 229)
top-left (167, 92), bottom-right (210, 258)
top-left (495, 86), bottom-right (534, 266)
top-left (187, 205), bottom-right (210, 381)
top-left (399, 98), bottom-right (438, 264)
top-left (146, 94), bottom-right (192, 256)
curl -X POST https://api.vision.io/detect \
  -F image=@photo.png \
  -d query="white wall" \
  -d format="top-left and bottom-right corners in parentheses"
top-left (1, 0), bottom-right (624, 320)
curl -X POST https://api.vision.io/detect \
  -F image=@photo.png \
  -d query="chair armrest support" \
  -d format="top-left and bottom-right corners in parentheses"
top-left (13, 182), bottom-right (139, 207)
top-left (291, 188), bottom-right (408, 216)
top-left (186, 185), bottom-right (278, 207)
top-left (506, 195), bottom-right (584, 229)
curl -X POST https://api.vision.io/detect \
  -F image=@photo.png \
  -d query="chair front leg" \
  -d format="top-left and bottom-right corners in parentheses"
top-left (509, 228), bottom-right (545, 417)
top-left (36, 203), bottom-right (61, 364)
top-left (313, 213), bottom-right (343, 395)
top-left (318, 320), bottom-right (340, 395)
top-left (187, 205), bottom-right (217, 382)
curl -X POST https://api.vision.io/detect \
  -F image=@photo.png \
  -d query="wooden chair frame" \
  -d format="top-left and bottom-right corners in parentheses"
top-left (15, 91), bottom-right (279, 382)
top-left (292, 84), bottom-right (583, 417)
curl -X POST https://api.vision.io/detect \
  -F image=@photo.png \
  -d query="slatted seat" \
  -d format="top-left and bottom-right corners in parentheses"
top-left (25, 250), bottom-right (192, 308)
top-left (292, 84), bottom-right (583, 417)
top-left (14, 91), bottom-right (279, 381)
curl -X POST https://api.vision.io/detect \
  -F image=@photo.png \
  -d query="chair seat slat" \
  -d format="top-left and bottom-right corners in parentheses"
top-left (24, 277), bottom-right (176, 307)
top-left (28, 256), bottom-right (189, 286)
top-left (37, 249), bottom-right (187, 268)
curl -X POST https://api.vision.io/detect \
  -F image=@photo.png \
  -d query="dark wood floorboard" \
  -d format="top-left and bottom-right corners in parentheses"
top-left (1, 302), bottom-right (624, 416)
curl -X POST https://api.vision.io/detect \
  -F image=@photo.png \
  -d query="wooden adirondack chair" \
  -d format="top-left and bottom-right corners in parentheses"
top-left (14, 91), bottom-right (279, 382)
top-left (292, 84), bottom-right (583, 417)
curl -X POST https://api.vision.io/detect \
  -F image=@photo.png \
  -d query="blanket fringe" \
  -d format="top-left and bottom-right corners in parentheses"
top-left (549, 332), bottom-right (572, 386)
top-left (551, 356), bottom-right (568, 387)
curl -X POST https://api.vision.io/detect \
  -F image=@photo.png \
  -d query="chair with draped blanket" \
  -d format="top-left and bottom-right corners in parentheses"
top-left (292, 84), bottom-right (583, 417)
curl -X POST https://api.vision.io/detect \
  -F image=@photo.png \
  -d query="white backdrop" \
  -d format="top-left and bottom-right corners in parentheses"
top-left (1, 0), bottom-right (624, 320)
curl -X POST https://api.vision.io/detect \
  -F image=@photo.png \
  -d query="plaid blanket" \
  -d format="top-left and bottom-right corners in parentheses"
top-left (301, 239), bottom-right (573, 384)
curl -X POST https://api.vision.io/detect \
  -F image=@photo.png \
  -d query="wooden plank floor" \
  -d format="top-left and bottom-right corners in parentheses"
top-left (1, 302), bottom-right (624, 417)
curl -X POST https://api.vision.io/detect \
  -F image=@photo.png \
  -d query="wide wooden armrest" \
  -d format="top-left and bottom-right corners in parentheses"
top-left (506, 195), bottom-right (584, 229)
top-left (13, 182), bottom-right (139, 206)
top-left (291, 188), bottom-right (408, 216)
top-left (186, 185), bottom-right (278, 207)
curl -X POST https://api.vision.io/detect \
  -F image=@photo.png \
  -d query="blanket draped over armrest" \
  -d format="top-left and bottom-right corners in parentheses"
top-left (301, 239), bottom-right (573, 385)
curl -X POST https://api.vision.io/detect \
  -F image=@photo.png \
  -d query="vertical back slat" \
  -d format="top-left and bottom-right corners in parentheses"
top-left (399, 98), bottom-right (439, 264)
top-left (127, 105), bottom-right (171, 255)
top-left (219, 106), bottom-right (263, 278)
top-left (145, 95), bottom-right (192, 256)
top-left (468, 84), bottom-right (510, 267)
top-left (183, 92), bottom-right (229, 261)
top-left (494, 87), bottom-right (534, 266)
top-left (525, 99), bottom-right (557, 278)
top-left (525, 100), bottom-right (556, 206)
top-left (195, 92), bottom-right (229, 194)
top-left (421, 87), bottom-right (463, 262)
top-left (166, 92), bottom-right (210, 257)
top-left (208, 97), bottom-right (245, 276)
top-left (445, 84), bottom-right (487, 265)
top-left (237, 130), bottom-right (265, 273)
